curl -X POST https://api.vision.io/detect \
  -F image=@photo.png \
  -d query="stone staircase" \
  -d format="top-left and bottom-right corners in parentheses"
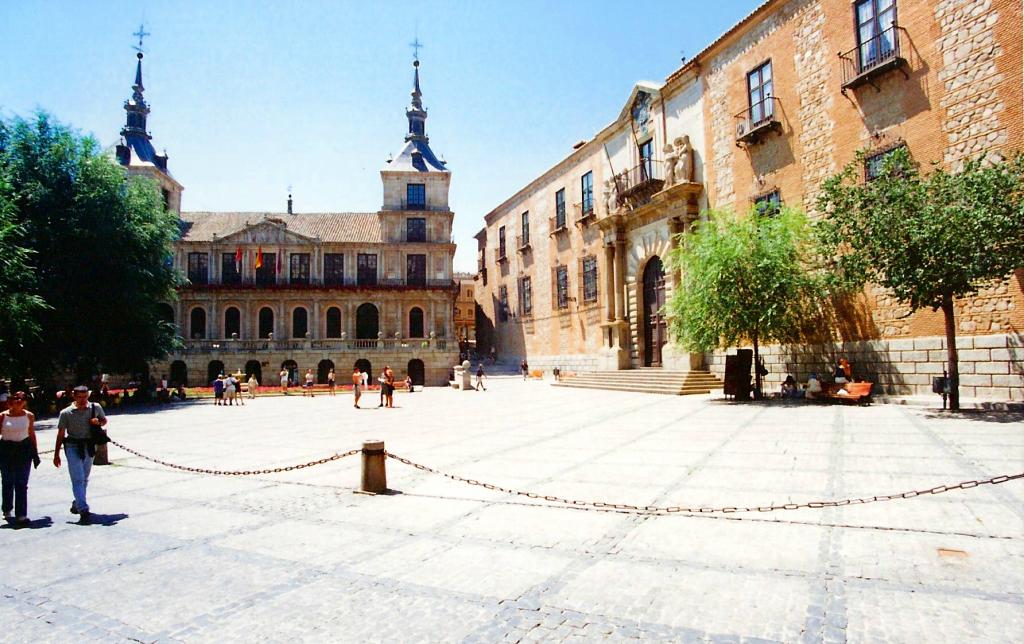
top-left (552, 368), bottom-right (722, 396)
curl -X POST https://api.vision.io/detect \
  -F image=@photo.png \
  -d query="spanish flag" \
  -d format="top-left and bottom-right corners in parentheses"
top-left (234, 246), bottom-right (242, 272)
top-left (255, 246), bottom-right (263, 269)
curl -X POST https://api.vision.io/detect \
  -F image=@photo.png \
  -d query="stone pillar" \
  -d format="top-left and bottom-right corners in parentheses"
top-left (210, 298), bottom-right (219, 339)
top-left (278, 301), bottom-right (286, 339)
top-left (614, 235), bottom-right (627, 322)
top-left (396, 302), bottom-right (403, 337)
top-left (429, 301), bottom-right (436, 336)
top-left (604, 243), bottom-right (616, 322)
top-left (312, 301), bottom-right (320, 339)
top-left (668, 217), bottom-right (683, 291)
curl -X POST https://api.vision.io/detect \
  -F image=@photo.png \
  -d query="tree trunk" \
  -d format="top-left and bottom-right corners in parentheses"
top-left (941, 294), bottom-right (960, 411)
top-left (753, 332), bottom-right (762, 400)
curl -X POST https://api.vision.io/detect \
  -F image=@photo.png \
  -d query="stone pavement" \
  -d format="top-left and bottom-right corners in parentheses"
top-left (3, 379), bottom-right (1022, 643)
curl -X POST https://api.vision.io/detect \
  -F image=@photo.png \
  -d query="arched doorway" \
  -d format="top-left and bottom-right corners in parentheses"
top-left (326, 306), bottom-right (342, 337)
top-left (317, 359), bottom-right (335, 384)
top-left (281, 359), bottom-right (298, 385)
top-left (190, 307), bottom-right (207, 339)
top-left (642, 256), bottom-right (667, 367)
top-left (407, 359), bottom-right (425, 387)
top-left (409, 307), bottom-right (424, 338)
top-left (157, 303), bottom-right (175, 328)
top-left (170, 360), bottom-right (187, 387)
top-left (292, 307), bottom-right (308, 338)
top-left (356, 303), bottom-right (379, 339)
top-left (207, 360), bottom-right (225, 385)
top-left (354, 358), bottom-right (372, 382)
top-left (244, 360), bottom-right (262, 384)
top-left (224, 307), bottom-right (241, 338)
top-left (258, 307), bottom-right (274, 338)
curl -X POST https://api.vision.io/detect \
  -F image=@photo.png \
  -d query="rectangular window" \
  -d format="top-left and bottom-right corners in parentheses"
top-left (498, 285), bottom-right (509, 322)
top-left (555, 188), bottom-right (566, 228)
top-left (407, 254), bottom-right (426, 286)
top-left (519, 276), bottom-right (532, 317)
top-left (221, 253), bottom-right (241, 285)
top-left (581, 171), bottom-right (594, 215)
top-left (556, 265), bottom-right (569, 310)
top-left (521, 211), bottom-right (529, 246)
top-left (407, 183), bottom-right (426, 209)
top-left (255, 253), bottom-right (276, 285)
top-left (498, 226), bottom-right (506, 259)
top-left (639, 140), bottom-right (654, 181)
top-left (187, 252), bottom-right (209, 285)
top-left (323, 253), bottom-right (345, 286)
top-left (754, 190), bottom-right (782, 217)
top-left (357, 253), bottom-right (377, 286)
top-left (406, 217), bottom-right (427, 242)
top-left (865, 144), bottom-right (906, 181)
top-left (747, 61), bottom-right (773, 125)
top-left (289, 253), bottom-right (310, 285)
top-left (582, 256), bottom-right (598, 302)
top-left (856, 0), bottom-right (897, 72)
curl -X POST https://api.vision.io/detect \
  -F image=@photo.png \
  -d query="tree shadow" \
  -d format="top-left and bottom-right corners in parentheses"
top-left (920, 409), bottom-right (1024, 424)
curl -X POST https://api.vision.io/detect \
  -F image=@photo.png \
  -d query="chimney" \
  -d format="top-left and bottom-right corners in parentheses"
top-left (287, 193), bottom-right (293, 215)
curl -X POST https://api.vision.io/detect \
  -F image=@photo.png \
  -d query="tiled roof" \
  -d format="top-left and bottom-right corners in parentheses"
top-left (178, 212), bottom-right (382, 244)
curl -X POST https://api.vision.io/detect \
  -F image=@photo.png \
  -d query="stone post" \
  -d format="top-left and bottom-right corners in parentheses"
top-left (359, 439), bottom-right (387, 494)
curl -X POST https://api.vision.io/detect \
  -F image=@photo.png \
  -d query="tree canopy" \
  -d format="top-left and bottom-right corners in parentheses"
top-left (0, 112), bottom-right (182, 380)
top-left (815, 147), bottom-right (1024, 409)
top-left (666, 207), bottom-right (825, 398)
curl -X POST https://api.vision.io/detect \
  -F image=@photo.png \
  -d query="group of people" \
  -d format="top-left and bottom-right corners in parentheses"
top-left (212, 372), bottom-right (256, 406)
top-left (350, 366), bottom-right (410, 409)
top-left (1, 385), bottom-right (108, 527)
top-left (779, 358), bottom-right (853, 400)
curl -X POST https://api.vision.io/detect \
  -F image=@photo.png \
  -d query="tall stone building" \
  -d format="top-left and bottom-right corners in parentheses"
top-left (476, 0), bottom-right (1023, 399)
top-left (117, 51), bottom-right (459, 387)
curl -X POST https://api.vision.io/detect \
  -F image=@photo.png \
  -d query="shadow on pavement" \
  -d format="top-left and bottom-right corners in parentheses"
top-left (66, 512), bottom-right (129, 527)
top-left (921, 409), bottom-right (1024, 424)
top-left (1, 516), bottom-right (54, 530)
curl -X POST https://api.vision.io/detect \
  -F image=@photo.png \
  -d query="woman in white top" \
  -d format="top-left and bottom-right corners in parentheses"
top-left (0, 391), bottom-right (37, 525)
top-left (303, 369), bottom-right (316, 397)
top-left (247, 374), bottom-right (259, 399)
top-left (279, 369), bottom-right (289, 394)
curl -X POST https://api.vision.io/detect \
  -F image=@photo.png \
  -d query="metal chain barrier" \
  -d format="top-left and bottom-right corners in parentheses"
top-left (109, 438), bottom-right (360, 476)
top-left (385, 452), bottom-right (1023, 515)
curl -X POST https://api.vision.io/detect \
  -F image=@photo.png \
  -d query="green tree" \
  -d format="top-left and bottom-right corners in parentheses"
top-left (816, 147), bottom-right (1024, 410)
top-left (0, 112), bottom-right (181, 381)
top-left (666, 207), bottom-right (825, 399)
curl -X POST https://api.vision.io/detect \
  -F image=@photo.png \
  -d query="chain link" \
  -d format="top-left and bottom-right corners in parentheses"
top-left (385, 452), bottom-right (1023, 515)
top-left (109, 439), bottom-right (360, 476)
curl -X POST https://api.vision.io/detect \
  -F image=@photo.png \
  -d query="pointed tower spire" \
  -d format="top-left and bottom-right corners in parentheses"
top-left (116, 25), bottom-right (171, 175)
top-left (406, 57), bottom-right (428, 143)
top-left (122, 51), bottom-right (151, 139)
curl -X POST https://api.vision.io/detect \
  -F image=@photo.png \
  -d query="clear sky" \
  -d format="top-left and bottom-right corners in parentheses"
top-left (1, 1), bottom-right (762, 271)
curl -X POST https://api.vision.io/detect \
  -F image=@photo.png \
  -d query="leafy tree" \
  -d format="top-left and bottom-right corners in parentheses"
top-left (816, 147), bottom-right (1024, 410)
top-left (0, 112), bottom-right (181, 381)
top-left (666, 207), bottom-right (825, 399)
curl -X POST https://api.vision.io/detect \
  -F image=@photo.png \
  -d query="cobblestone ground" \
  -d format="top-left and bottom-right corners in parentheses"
top-left (4, 379), bottom-right (1022, 643)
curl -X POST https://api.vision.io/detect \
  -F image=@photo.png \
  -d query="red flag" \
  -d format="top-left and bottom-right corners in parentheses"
top-left (234, 246), bottom-right (242, 272)
top-left (255, 246), bottom-right (263, 269)
top-left (276, 248), bottom-right (282, 273)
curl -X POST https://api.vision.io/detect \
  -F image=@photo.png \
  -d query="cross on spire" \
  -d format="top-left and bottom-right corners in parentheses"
top-left (409, 37), bottom-right (423, 61)
top-left (132, 23), bottom-right (151, 53)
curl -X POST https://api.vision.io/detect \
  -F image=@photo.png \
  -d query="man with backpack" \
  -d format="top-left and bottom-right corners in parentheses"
top-left (53, 385), bottom-right (107, 524)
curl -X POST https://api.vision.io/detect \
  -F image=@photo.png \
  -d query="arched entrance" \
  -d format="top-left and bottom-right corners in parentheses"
top-left (281, 359), bottom-right (298, 385)
top-left (170, 360), bottom-right (188, 387)
top-left (190, 307), bottom-right (207, 339)
top-left (224, 307), bottom-right (241, 338)
top-left (292, 307), bottom-right (308, 338)
top-left (317, 359), bottom-right (335, 384)
top-left (326, 306), bottom-right (342, 337)
top-left (409, 307), bottom-right (424, 338)
top-left (244, 360), bottom-right (262, 384)
top-left (207, 360), bottom-right (225, 385)
top-left (642, 256), bottom-right (667, 367)
top-left (407, 359), bottom-right (425, 387)
top-left (258, 307), bottom-right (274, 338)
top-left (356, 303), bottom-right (379, 339)
top-left (354, 358), bottom-right (372, 382)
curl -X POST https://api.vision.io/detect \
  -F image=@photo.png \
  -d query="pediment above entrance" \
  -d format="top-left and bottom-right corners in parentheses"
top-left (219, 219), bottom-right (320, 246)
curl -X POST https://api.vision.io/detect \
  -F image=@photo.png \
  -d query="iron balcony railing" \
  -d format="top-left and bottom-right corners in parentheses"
top-left (839, 24), bottom-right (908, 92)
top-left (734, 96), bottom-right (782, 145)
top-left (516, 234), bottom-right (531, 251)
top-left (573, 200), bottom-right (596, 225)
top-left (381, 200), bottom-right (448, 212)
top-left (494, 246), bottom-right (507, 263)
top-left (181, 277), bottom-right (455, 289)
top-left (180, 338), bottom-right (450, 353)
top-left (549, 214), bottom-right (568, 234)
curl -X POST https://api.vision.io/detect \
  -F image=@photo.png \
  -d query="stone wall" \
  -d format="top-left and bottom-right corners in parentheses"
top-left (705, 332), bottom-right (1024, 400)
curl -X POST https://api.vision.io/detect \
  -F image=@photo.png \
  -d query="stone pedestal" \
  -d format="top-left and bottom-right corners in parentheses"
top-left (660, 343), bottom-right (703, 371)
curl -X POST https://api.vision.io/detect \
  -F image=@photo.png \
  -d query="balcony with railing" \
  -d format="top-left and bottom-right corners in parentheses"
top-left (180, 276), bottom-right (455, 291)
top-left (382, 200), bottom-right (449, 212)
top-left (548, 214), bottom-right (568, 235)
top-left (734, 96), bottom-right (782, 146)
top-left (494, 246), bottom-right (508, 264)
top-left (516, 234), bottom-right (531, 252)
top-left (573, 200), bottom-right (596, 226)
top-left (839, 24), bottom-right (909, 94)
top-left (612, 159), bottom-right (665, 211)
top-left (179, 337), bottom-right (450, 354)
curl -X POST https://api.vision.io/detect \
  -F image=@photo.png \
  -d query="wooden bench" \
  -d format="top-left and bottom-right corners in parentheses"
top-left (820, 381), bottom-right (874, 403)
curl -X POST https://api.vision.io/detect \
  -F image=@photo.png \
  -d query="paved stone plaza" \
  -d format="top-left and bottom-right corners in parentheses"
top-left (3, 378), bottom-right (1022, 643)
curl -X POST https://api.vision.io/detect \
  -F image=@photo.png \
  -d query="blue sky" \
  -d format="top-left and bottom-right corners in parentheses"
top-left (1, 1), bottom-right (762, 270)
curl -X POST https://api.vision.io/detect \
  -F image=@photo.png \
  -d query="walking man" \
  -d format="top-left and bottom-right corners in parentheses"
top-left (53, 385), bottom-right (106, 524)
top-left (475, 363), bottom-right (487, 391)
top-left (352, 367), bottom-right (363, 409)
top-left (521, 359), bottom-right (529, 380)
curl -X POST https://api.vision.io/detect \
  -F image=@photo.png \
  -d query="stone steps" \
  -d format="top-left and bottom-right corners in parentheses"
top-left (553, 370), bottom-right (722, 396)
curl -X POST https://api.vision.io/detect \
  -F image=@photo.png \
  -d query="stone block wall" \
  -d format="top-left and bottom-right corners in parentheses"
top-left (705, 332), bottom-right (1024, 400)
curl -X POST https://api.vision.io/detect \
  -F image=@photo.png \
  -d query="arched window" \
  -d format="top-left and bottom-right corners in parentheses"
top-left (356, 303), bottom-right (379, 339)
top-left (292, 307), bottom-right (308, 338)
top-left (157, 303), bottom-right (175, 325)
top-left (258, 307), bottom-right (274, 338)
top-left (207, 360), bottom-right (224, 384)
top-left (190, 307), bottom-right (207, 339)
top-left (326, 307), bottom-right (342, 338)
top-left (224, 307), bottom-right (241, 338)
top-left (409, 307), bottom-right (424, 338)
top-left (317, 359), bottom-right (335, 384)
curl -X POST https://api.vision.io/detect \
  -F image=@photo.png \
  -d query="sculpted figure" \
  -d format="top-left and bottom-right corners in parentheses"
top-left (675, 135), bottom-right (693, 183)
top-left (603, 178), bottom-right (618, 215)
top-left (663, 143), bottom-right (679, 187)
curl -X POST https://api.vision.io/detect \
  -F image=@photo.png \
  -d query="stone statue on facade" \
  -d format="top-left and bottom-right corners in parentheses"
top-left (663, 143), bottom-right (680, 187)
top-left (675, 135), bottom-right (693, 184)
top-left (603, 178), bottom-right (618, 215)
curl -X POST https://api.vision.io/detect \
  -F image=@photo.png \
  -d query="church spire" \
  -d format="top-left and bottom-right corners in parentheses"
top-left (405, 56), bottom-right (428, 143)
top-left (121, 51), bottom-right (151, 139)
top-left (116, 24), bottom-right (171, 175)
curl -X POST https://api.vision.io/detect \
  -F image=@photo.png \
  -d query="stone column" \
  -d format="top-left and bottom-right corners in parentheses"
top-left (668, 217), bottom-right (683, 291)
top-left (604, 243), bottom-right (616, 322)
top-left (312, 301), bottom-right (320, 339)
top-left (396, 301), bottom-right (403, 337)
top-left (210, 298), bottom-right (219, 339)
top-left (614, 235), bottom-right (627, 322)
top-left (278, 301), bottom-right (286, 339)
top-left (429, 301), bottom-right (436, 336)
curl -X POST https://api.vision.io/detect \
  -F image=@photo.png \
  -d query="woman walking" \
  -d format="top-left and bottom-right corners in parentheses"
top-left (279, 368), bottom-right (289, 395)
top-left (1, 392), bottom-right (38, 526)
top-left (327, 369), bottom-right (336, 395)
top-left (384, 365), bottom-right (396, 408)
top-left (351, 367), bottom-right (363, 409)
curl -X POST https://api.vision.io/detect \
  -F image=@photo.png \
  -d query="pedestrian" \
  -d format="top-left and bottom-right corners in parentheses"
top-left (377, 371), bottom-right (387, 407)
top-left (327, 368), bottom-right (336, 395)
top-left (361, 370), bottom-right (369, 388)
top-left (303, 368), bottom-right (315, 397)
top-left (352, 367), bottom-right (363, 409)
top-left (53, 385), bottom-right (107, 524)
top-left (475, 363), bottom-right (487, 391)
top-left (384, 366), bottom-right (395, 408)
top-left (279, 368), bottom-right (289, 395)
top-left (405, 375), bottom-right (413, 393)
top-left (489, 346), bottom-right (497, 364)
top-left (1, 391), bottom-right (38, 526)
top-left (521, 359), bottom-right (529, 380)
top-left (213, 374), bottom-right (225, 406)
top-left (231, 373), bottom-right (244, 406)
top-left (224, 373), bottom-right (237, 406)
top-left (247, 373), bottom-right (259, 399)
